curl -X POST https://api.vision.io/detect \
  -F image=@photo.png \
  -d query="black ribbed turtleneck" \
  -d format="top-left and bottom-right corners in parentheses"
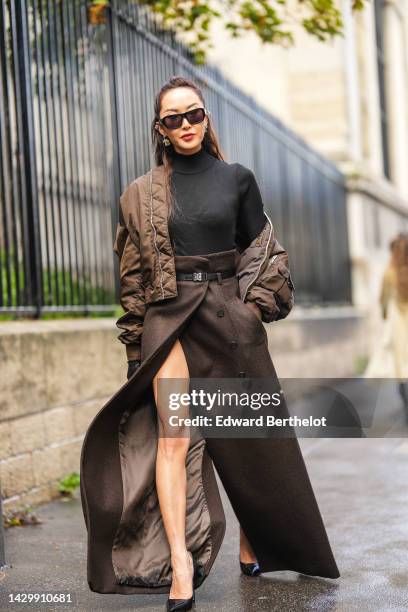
top-left (168, 145), bottom-right (266, 256)
top-left (171, 146), bottom-right (217, 174)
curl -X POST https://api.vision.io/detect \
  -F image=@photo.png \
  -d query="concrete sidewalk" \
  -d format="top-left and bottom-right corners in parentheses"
top-left (1, 437), bottom-right (408, 611)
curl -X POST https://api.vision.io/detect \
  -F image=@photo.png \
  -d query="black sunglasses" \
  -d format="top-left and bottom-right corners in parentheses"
top-left (158, 107), bottom-right (208, 130)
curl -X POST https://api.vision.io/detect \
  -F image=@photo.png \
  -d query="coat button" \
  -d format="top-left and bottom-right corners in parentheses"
top-left (230, 341), bottom-right (238, 350)
top-left (216, 308), bottom-right (225, 317)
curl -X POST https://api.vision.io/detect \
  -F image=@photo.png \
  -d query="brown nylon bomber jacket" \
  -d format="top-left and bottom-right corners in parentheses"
top-left (113, 164), bottom-right (296, 362)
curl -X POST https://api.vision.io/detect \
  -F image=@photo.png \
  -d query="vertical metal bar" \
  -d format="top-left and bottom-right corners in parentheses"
top-left (0, 0), bottom-right (12, 308)
top-left (43, 0), bottom-right (62, 306)
top-left (111, 2), bottom-right (126, 188)
top-left (32, 0), bottom-right (52, 307)
top-left (140, 7), bottom-right (151, 171)
top-left (37, 0), bottom-right (54, 306)
top-left (122, 3), bottom-right (130, 178)
top-left (8, 1), bottom-right (27, 309)
top-left (71, 0), bottom-right (89, 306)
top-left (54, 0), bottom-right (73, 306)
top-left (61, 0), bottom-right (80, 306)
top-left (15, 0), bottom-right (43, 314)
top-left (78, 1), bottom-right (101, 307)
top-left (85, 17), bottom-right (101, 304)
top-left (51, 0), bottom-right (71, 306)
top-left (127, 7), bottom-right (139, 180)
top-left (134, 13), bottom-right (148, 177)
top-left (107, 1), bottom-right (123, 300)
top-left (304, 164), bottom-right (319, 304)
top-left (96, 18), bottom-right (110, 301)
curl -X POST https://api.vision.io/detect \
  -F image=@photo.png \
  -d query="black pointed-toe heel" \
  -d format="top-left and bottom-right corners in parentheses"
top-left (239, 558), bottom-right (261, 576)
top-left (166, 592), bottom-right (195, 612)
top-left (166, 551), bottom-right (195, 611)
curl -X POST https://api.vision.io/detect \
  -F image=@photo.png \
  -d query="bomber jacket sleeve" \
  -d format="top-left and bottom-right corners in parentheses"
top-left (113, 187), bottom-right (147, 362)
top-left (245, 222), bottom-right (296, 323)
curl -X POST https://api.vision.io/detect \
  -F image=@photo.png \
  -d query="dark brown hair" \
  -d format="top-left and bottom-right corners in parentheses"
top-left (150, 75), bottom-right (225, 221)
top-left (390, 232), bottom-right (408, 302)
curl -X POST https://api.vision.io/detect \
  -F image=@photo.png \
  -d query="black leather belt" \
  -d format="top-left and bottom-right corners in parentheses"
top-left (176, 269), bottom-right (236, 282)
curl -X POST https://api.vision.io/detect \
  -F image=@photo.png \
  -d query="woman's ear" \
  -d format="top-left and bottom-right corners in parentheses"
top-left (155, 122), bottom-right (164, 138)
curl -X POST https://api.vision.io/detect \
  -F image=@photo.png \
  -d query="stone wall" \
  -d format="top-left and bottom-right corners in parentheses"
top-left (0, 319), bottom-right (125, 513)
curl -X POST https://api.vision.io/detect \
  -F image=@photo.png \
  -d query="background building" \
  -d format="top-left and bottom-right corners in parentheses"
top-left (207, 0), bottom-right (408, 330)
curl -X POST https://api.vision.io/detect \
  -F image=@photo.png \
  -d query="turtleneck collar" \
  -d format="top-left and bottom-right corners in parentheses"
top-left (171, 146), bottom-right (217, 174)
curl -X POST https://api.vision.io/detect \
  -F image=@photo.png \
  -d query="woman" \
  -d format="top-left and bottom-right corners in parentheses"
top-left (379, 233), bottom-right (408, 418)
top-left (80, 76), bottom-right (340, 611)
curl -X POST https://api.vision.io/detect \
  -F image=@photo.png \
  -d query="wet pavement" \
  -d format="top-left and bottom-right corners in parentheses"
top-left (1, 436), bottom-right (408, 611)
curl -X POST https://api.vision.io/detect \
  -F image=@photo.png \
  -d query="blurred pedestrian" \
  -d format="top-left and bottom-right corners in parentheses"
top-left (379, 232), bottom-right (408, 419)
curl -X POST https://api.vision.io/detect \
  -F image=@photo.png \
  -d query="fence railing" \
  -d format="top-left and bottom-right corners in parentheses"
top-left (0, 0), bottom-right (351, 316)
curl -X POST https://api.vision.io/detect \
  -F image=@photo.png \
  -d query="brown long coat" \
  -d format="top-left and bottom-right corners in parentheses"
top-left (79, 166), bottom-right (340, 595)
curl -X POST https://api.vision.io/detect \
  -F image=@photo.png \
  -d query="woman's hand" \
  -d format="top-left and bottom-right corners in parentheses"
top-left (127, 359), bottom-right (141, 380)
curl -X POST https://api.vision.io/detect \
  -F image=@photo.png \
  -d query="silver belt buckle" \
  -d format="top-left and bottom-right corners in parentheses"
top-left (193, 271), bottom-right (206, 281)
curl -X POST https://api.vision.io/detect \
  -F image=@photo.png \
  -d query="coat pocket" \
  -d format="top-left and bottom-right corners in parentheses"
top-left (228, 296), bottom-right (267, 346)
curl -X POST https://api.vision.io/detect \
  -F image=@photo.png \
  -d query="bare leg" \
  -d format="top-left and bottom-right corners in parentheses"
top-left (153, 338), bottom-right (194, 599)
top-left (239, 526), bottom-right (258, 563)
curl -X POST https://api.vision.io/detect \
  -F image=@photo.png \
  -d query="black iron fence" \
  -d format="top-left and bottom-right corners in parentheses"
top-left (0, 0), bottom-right (351, 316)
